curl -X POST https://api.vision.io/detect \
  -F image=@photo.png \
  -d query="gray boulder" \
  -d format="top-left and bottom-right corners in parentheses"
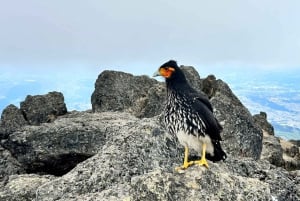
top-left (9, 112), bottom-right (292, 201)
top-left (33, 112), bottom-right (180, 200)
top-left (2, 66), bottom-right (296, 200)
top-left (290, 140), bottom-right (300, 147)
top-left (131, 159), bottom-right (299, 201)
top-left (0, 174), bottom-right (55, 201)
top-left (280, 138), bottom-right (300, 170)
top-left (253, 112), bottom-right (300, 169)
top-left (204, 76), bottom-right (263, 160)
top-left (91, 67), bottom-right (263, 160)
top-left (2, 111), bottom-right (108, 176)
top-left (0, 112), bottom-right (298, 200)
top-left (260, 131), bottom-right (284, 167)
top-left (0, 145), bottom-right (25, 182)
top-left (253, 112), bottom-right (284, 167)
top-left (91, 71), bottom-right (163, 118)
top-left (253, 111), bottom-right (275, 135)
top-left (20, 91), bottom-right (67, 125)
top-left (0, 104), bottom-right (28, 139)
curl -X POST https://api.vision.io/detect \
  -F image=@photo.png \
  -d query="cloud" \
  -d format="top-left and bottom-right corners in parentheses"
top-left (24, 79), bottom-right (36, 82)
top-left (0, 0), bottom-right (300, 70)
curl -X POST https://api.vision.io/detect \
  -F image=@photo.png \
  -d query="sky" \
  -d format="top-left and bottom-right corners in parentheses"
top-left (1, 0), bottom-right (300, 75)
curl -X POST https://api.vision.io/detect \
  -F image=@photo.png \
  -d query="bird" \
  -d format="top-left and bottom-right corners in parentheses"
top-left (153, 60), bottom-right (226, 170)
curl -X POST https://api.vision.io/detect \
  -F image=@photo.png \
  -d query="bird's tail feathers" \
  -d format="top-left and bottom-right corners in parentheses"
top-left (206, 140), bottom-right (227, 162)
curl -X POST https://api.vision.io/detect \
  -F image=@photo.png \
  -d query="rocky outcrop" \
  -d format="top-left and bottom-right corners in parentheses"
top-left (0, 112), bottom-right (298, 201)
top-left (91, 71), bottom-right (164, 118)
top-left (131, 159), bottom-right (299, 201)
top-left (260, 130), bottom-right (285, 167)
top-left (0, 66), bottom-right (299, 200)
top-left (253, 112), bottom-right (275, 135)
top-left (0, 145), bottom-right (25, 183)
top-left (204, 76), bottom-right (263, 160)
top-left (0, 91), bottom-right (67, 140)
top-left (0, 104), bottom-right (28, 139)
top-left (92, 68), bottom-right (262, 160)
top-left (2, 111), bottom-right (108, 176)
top-left (290, 140), bottom-right (300, 147)
top-left (280, 138), bottom-right (300, 170)
top-left (0, 174), bottom-right (55, 201)
top-left (253, 112), bottom-right (284, 167)
top-left (253, 111), bottom-right (300, 170)
top-left (20, 91), bottom-right (67, 125)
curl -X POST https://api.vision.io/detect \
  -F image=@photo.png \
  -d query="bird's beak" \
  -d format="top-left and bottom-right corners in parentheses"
top-left (153, 70), bottom-right (161, 77)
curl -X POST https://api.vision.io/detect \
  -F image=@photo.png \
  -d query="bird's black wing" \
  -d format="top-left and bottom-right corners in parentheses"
top-left (188, 92), bottom-right (223, 141)
top-left (186, 87), bottom-right (213, 112)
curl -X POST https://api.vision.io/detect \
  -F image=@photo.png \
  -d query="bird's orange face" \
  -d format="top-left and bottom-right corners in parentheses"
top-left (157, 67), bottom-right (175, 78)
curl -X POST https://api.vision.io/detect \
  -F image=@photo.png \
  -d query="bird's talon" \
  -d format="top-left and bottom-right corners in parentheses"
top-left (194, 159), bottom-right (209, 169)
top-left (175, 161), bottom-right (194, 171)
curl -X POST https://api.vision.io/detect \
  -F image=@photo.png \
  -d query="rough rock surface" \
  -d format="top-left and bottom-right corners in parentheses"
top-left (0, 104), bottom-right (28, 139)
top-left (205, 76), bottom-right (263, 159)
top-left (20, 91), bottom-right (67, 125)
top-left (131, 159), bottom-right (299, 201)
top-left (0, 145), bottom-right (25, 182)
top-left (260, 130), bottom-right (284, 167)
top-left (91, 71), bottom-right (163, 118)
top-left (290, 140), bottom-right (300, 147)
top-left (0, 112), bottom-right (297, 201)
top-left (91, 67), bottom-right (262, 159)
top-left (253, 112), bottom-right (300, 170)
top-left (280, 138), bottom-right (300, 170)
top-left (253, 112), bottom-right (284, 167)
top-left (0, 174), bottom-right (55, 201)
top-left (2, 111), bottom-right (108, 176)
top-left (253, 111), bottom-right (275, 135)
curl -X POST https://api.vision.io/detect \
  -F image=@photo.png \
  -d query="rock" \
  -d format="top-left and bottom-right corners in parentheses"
top-left (2, 66), bottom-right (295, 200)
top-left (91, 67), bottom-right (203, 119)
top-left (0, 104), bottom-right (28, 139)
top-left (280, 138), bottom-right (300, 170)
top-left (131, 159), bottom-right (299, 201)
top-left (91, 67), bottom-right (263, 160)
top-left (20, 91), bottom-right (67, 125)
top-left (2, 111), bottom-right (110, 176)
top-left (34, 112), bottom-right (181, 200)
top-left (290, 140), bottom-right (300, 147)
top-left (0, 174), bottom-right (55, 201)
top-left (0, 103), bottom-right (297, 200)
top-left (18, 112), bottom-right (295, 201)
top-left (260, 131), bottom-right (284, 167)
top-left (253, 112), bottom-right (275, 135)
top-left (91, 70), bottom-right (163, 118)
top-left (253, 112), bottom-right (283, 166)
top-left (252, 112), bottom-right (300, 170)
top-left (201, 74), bottom-right (218, 98)
top-left (0, 145), bottom-right (25, 182)
top-left (209, 79), bottom-right (263, 159)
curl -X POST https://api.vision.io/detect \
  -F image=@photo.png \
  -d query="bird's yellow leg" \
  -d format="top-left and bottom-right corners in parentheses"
top-left (194, 143), bottom-right (209, 168)
top-left (175, 146), bottom-right (194, 171)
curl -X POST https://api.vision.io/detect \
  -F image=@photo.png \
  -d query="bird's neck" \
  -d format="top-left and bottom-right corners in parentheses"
top-left (166, 79), bottom-right (190, 95)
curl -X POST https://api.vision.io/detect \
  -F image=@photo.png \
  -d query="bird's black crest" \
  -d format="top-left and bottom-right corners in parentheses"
top-left (160, 60), bottom-right (178, 68)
